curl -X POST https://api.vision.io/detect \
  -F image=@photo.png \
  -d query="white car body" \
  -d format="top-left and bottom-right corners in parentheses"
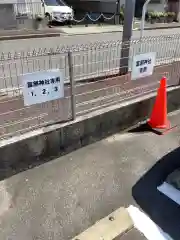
top-left (15, 0), bottom-right (73, 23)
top-left (43, 1), bottom-right (73, 22)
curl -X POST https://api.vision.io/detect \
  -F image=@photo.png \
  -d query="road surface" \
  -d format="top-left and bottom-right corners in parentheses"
top-left (1, 28), bottom-right (180, 52)
top-left (0, 110), bottom-right (180, 239)
top-left (0, 28), bottom-right (180, 91)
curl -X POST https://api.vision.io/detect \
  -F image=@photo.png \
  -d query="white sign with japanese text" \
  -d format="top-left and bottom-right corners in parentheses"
top-left (131, 52), bottom-right (156, 80)
top-left (22, 69), bottom-right (64, 106)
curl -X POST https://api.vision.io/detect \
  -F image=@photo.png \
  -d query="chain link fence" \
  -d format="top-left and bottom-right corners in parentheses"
top-left (0, 34), bottom-right (180, 140)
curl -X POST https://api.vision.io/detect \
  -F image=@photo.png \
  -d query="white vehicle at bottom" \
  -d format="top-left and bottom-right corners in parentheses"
top-left (42, 0), bottom-right (73, 23)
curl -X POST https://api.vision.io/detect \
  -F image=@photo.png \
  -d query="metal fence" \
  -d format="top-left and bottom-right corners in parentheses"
top-left (0, 1), bottom-right (43, 30)
top-left (14, 1), bottom-right (42, 17)
top-left (0, 34), bottom-right (180, 140)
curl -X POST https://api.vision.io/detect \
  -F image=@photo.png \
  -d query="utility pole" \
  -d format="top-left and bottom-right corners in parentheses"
top-left (120, 0), bottom-right (136, 74)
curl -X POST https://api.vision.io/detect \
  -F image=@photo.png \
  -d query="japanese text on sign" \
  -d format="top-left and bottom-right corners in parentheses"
top-left (22, 69), bottom-right (64, 106)
top-left (131, 52), bottom-right (156, 80)
top-left (27, 76), bottom-right (60, 88)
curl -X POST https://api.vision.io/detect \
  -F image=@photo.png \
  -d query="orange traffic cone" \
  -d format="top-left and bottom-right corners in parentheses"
top-left (148, 77), bottom-right (171, 134)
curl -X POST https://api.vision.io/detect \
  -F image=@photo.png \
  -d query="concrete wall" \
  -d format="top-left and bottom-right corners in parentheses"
top-left (147, 2), bottom-right (166, 12)
top-left (120, 0), bottom-right (166, 12)
top-left (118, 0), bottom-right (165, 11)
top-left (94, 0), bottom-right (166, 14)
top-left (0, 4), bottom-right (17, 29)
top-left (0, 84), bottom-right (180, 179)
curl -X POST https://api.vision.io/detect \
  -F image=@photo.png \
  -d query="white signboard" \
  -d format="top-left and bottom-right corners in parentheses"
top-left (22, 69), bottom-right (64, 106)
top-left (131, 52), bottom-right (156, 80)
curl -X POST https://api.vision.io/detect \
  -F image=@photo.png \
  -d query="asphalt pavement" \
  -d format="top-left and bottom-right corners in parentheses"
top-left (0, 110), bottom-right (180, 240)
top-left (1, 27), bottom-right (180, 53)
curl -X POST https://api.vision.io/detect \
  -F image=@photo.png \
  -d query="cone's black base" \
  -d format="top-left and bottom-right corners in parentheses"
top-left (148, 124), bottom-right (177, 135)
top-left (128, 123), bottom-right (177, 135)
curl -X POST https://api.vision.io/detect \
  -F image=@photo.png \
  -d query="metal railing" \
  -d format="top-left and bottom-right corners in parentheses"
top-left (0, 1), bottom-right (43, 31)
top-left (14, 1), bottom-right (43, 17)
top-left (0, 34), bottom-right (180, 140)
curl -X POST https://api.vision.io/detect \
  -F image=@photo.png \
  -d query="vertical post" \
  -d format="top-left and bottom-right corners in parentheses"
top-left (120, 0), bottom-right (136, 74)
top-left (177, 0), bottom-right (180, 22)
top-left (115, 0), bottom-right (121, 24)
top-left (140, 0), bottom-right (151, 51)
top-left (68, 51), bottom-right (76, 120)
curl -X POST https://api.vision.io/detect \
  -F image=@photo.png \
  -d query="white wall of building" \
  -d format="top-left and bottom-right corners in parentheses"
top-left (147, 1), bottom-right (166, 12)
top-left (120, 0), bottom-right (166, 12)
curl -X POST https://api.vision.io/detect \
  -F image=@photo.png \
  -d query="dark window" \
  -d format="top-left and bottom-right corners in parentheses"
top-left (43, 0), bottom-right (66, 6)
top-left (149, 0), bottom-right (161, 3)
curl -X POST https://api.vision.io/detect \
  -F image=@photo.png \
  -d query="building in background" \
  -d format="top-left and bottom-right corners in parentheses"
top-left (135, 0), bottom-right (167, 17)
top-left (168, 0), bottom-right (180, 21)
top-left (65, 0), bottom-right (167, 18)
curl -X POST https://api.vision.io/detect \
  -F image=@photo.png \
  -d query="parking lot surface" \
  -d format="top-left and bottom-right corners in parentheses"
top-left (0, 110), bottom-right (180, 239)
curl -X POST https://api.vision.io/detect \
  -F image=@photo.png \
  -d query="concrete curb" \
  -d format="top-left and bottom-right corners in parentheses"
top-left (0, 32), bottom-right (61, 41)
top-left (62, 24), bottom-right (180, 36)
top-left (143, 24), bottom-right (180, 31)
top-left (0, 24), bottom-right (179, 40)
top-left (59, 28), bottom-right (123, 36)
top-left (0, 85), bottom-right (180, 176)
top-left (71, 207), bottom-right (133, 240)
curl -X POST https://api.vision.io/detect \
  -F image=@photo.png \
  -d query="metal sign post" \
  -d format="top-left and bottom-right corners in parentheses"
top-left (120, 0), bottom-right (136, 74)
top-left (140, 0), bottom-right (151, 51)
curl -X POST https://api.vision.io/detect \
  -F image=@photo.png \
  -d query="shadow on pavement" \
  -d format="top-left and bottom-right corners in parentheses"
top-left (132, 147), bottom-right (180, 240)
top-left (128, 123), bottom-right (152, 134)
top-left (128, 123), bottom-right (164, 135)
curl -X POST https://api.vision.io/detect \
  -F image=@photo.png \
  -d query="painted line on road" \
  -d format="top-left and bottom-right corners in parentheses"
top-left (71, 207), bottom-right (133, 240)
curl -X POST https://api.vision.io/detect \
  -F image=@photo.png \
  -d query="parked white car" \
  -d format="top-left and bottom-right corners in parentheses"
top-left (42, 0), bottom-right (73, 22)
top-left (14, 0), bottom-right (73, 23)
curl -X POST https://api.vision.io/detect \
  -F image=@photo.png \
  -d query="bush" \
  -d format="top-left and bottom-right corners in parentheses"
top-left (119, 6), bottom-right (124, 24)
top-left (167, 12), bottom-right (175, 22)
top-left (147, 11), bottom-right (175, 23)
top-left (167, 12), bottom-right (175, 18)
top-left (148, 11), bottom-right (157, 23)
top-left (120, 6), bottom-right (124, 20)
